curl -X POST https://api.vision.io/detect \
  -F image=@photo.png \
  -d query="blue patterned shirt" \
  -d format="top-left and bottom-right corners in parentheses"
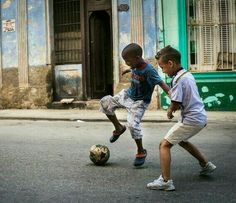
top-left (127, 63), bottom-right (162, 103)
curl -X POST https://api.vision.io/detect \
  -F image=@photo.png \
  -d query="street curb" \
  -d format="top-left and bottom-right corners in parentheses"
top-left (0, 117), bottom-right (174, 123)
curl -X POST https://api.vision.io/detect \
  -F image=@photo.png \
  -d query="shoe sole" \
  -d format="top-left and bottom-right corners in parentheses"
top-left (200, 166), bottom-right (217, 176)
top-left (133, 150), bottom-right (147, 166)
top-left (110, 126), bottom-right (126, 143)
top-left (147, 186), bottom-right (175, 191)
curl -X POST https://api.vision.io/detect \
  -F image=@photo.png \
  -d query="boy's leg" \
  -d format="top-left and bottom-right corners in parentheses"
top-left (178, 141), bottom-right (216, 175)
top-left (159, 139), bottom-right (173, 181)
top-left (106, 114), bottom-right (126, 143)
top-left (127, 101), bottom-right (148, 166)
top-left (159, 121), bottom-right (196, 181)
top-left (178, 141), bottom-right (207, 167)
top-left (100, 91), bottom-right (127, 142)
top-left (106, 114), bottom-right (125, 132)
top-left (134, 139), bottom-right (144, 154)
top-left (166, 123), bottom-right (216, 174)
top-left (133, 138), bottom-right (147, 166)
top-left (127, 101), bottom-right (147, 154)
top-left (147, 138), bottom-right (175, 191)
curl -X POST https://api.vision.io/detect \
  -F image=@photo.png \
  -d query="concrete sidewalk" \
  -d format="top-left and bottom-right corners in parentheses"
top-left (0, 109), bottom-right (235, 122)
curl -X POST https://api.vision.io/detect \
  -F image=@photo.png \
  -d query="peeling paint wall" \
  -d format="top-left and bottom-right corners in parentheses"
top-left (0, 0), bottom-right (52, 108)
top-left (1, 0), bottom-right (47, 67)
top-left (143, 0), bottom-right (157, 59)
top-left (28, 0), bottom-right (47, 66)
top-left (1, 0), bottom-right (17, 68)
top-left (118, 0), bottom-right (157, 59)
top-left (117, 0), bottom-right (160, 109)
top-left (118, 0), bottom-right (131, 55)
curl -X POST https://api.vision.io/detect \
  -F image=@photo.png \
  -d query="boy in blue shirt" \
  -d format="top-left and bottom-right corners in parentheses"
top-left (100, 43), bottom-right (170, 166)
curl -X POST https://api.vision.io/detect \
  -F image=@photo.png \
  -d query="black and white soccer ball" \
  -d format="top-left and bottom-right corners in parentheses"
top-left (89, 144), bottom-right (110, 165)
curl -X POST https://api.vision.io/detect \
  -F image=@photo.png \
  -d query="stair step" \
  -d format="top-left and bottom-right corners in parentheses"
top-left (49, 100), bottom-right (100, 110)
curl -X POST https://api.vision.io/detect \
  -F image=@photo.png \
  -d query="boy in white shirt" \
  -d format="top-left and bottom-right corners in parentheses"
top-left (147, 45), bottom-right (216, 191)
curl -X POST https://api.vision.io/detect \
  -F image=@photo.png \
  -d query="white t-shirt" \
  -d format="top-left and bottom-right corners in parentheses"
top-left (170, 69), bottom-right (207, 126)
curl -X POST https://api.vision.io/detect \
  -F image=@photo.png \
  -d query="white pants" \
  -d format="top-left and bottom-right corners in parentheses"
top-left (100, 89), bottom-right (149, 139)
top-left (165, 121), bottom-right (206, 145)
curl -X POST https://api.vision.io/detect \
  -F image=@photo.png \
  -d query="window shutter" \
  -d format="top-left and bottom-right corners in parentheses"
top-left (187, 0), bottom-right (236, 71)
top-left (200, 0), bottom-right (215, 68)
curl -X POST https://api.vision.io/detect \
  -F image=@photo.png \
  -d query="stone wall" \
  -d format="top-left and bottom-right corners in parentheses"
top-left (0, 66), bottom-right (53, 109)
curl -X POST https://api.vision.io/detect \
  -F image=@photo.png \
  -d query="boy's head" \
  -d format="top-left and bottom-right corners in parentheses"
top-left (122, 43), bottom-right (143, 68)
top-left (155, 45), bottom-right (181, 77)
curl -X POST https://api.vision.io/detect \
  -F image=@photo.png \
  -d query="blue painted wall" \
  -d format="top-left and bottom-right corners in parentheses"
top-left (1, 0), bottom-right (47, 68)
top-left (1, 0), bottom-right (18, 68)
top-left (118, 0), bottom-right (158, 59)
top-left (143, 0), bottom-right (157, 58)
top-left (28, 0), bottom-right (47, 66)
top-left (118, 0), bottom-right (131, 58)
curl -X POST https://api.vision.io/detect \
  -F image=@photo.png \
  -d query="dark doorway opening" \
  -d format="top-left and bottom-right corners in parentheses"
top-left (53, 0), bottom-right (82, 65)
top-left (88, 11), bottom-right (113, 99)
top-left (53, 0), bottom-right (82, 101)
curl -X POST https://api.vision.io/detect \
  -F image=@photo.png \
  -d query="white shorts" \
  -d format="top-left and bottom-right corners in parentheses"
top-left (164, 121), bottom-right (205, 145)
top-left (100, 89), bottom-right (149, 139)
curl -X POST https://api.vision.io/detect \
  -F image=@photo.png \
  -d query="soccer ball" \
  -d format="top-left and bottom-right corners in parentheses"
top-left (89, 144), bottom-right (110, 165)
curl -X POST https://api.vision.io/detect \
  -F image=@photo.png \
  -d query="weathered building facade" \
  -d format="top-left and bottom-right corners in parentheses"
top-left (0, 0), bottom-right (160, 109)
top-left (159, 0), bottom-right (236, 111)
top-left (0, 0), bottom-right (235, 110)
top-left (0, 0), bottom-right (52, 108)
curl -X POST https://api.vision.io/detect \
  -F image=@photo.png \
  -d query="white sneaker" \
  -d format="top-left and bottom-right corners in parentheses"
top-left (147, 175), bottom-right (175, 191)
top-left (200, 162), bottom-right (216, 175)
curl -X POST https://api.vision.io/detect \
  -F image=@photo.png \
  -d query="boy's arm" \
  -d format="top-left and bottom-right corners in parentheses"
top-left (122, 69), bottom-right (131, 76)
top-left (158, 81), bottom-right (171, 96)
top-left (167, 101), bottom-right (180, 119)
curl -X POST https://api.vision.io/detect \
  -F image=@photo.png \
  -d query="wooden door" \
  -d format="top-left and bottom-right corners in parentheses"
top-left (89, 11), bottom-right (113, 98)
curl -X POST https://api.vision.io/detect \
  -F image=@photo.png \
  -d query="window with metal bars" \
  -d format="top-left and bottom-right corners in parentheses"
top-left (187, 0), bottom-right (236, 71)
top-left (53, 0), bottom-right (81, 64)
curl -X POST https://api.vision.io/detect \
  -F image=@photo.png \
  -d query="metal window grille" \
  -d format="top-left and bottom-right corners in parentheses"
top-left (187, 0), bottom-right (236, 71)
top-left (53, 0), bottom-right (81, 64)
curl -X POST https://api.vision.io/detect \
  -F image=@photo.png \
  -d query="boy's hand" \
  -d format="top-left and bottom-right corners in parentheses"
top-left (167, 101), bottom-right (180, 119)
top-left (167, 108), bottom-right (174, 119)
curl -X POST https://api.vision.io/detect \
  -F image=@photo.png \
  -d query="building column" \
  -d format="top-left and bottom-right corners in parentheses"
top-left (18, 0), bottom-right (28, 87)
top-left (0, 6), bottom-right (2, 88)
top-left (0, 39), bottom-right (2, 89)
top-left (130, 0), bottom-right (143, 47)
top-left (45, 0), bottom-right (53, 65)
top-left (112, 0), bottom-right (119, 86)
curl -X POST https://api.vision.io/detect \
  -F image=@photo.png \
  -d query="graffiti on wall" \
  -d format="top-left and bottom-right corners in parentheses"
top-left (2, 0), bottom-right (12, 9)
top-left (161, 83), bottom-right (236, 111)
top-left (201, 86), bottom-right (234, 108)
top-left (2, 19), bottom-right (15, 32)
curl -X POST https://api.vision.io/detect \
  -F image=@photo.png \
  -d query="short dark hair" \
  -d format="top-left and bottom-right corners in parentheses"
top-left (155, 45), bottom-right (181, 64)
top-left (122, 43), bottom-right (143, 58)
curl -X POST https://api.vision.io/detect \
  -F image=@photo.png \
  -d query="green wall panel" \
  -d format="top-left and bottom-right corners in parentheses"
top-left (160, 72), bottom-right (236, 111)
top-left (197, 82), bottom-right (236, 111)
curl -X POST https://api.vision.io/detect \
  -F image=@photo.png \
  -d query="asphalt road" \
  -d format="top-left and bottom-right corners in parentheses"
top-left (0, 120), bottom-right (235, 203)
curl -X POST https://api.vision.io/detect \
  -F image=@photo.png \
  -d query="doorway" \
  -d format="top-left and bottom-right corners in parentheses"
top-left (53, 0), bottom-right (82, 101)
top-left (88, 10), bottom-right (113, 98)
top-left (53, 0), bottom-right (113, 101)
